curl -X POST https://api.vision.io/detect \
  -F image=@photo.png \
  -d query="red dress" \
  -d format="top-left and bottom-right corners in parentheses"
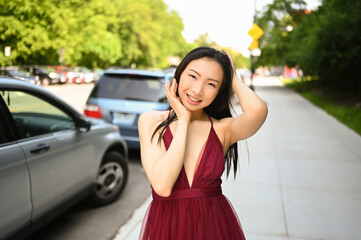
top-left (140, 117), bottom-right (246, 240)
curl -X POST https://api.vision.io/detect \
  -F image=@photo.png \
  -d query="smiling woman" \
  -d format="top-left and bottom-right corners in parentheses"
top-left (138, 47), bottom-right (268, 240)
top-left (178, 58), bottom-right (222, 109)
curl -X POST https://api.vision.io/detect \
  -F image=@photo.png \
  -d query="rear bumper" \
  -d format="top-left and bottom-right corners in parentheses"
top-left (118, 125), bottom-right (140, 149)
top-left (123, 136), bottom-right (140, 149)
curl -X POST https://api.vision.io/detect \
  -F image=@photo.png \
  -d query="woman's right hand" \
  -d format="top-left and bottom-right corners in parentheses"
top-left (165, 78), bottom-right (191, 123)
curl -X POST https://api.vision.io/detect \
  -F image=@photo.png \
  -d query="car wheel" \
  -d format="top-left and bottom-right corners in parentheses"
top-left (88, 151), bottom-right (128, 206)
top-left (42, 78), bottom-right (50, 86)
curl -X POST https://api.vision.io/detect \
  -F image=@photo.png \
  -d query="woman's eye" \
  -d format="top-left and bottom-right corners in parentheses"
top-left (189, 74), bottom-right (196, 79)
top-left (208, 83), bottom-right (216, 87)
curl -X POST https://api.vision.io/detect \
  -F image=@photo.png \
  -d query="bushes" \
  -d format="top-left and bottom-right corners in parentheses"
top-left (257, 0), bottom-right (361, 95)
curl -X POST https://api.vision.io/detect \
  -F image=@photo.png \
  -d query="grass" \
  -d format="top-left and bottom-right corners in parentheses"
top-left (282, 77), bottom-right (361, 136)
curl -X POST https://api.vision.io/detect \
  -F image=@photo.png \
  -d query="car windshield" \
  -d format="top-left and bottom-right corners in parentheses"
top-left (40, 66), bottom-right (56, 73)
top-left (8, 69), bottom-right (31, 77)
top-left (91, 74), bottom-right (166, 103)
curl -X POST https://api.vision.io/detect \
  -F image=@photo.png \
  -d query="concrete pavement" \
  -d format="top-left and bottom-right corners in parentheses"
top-left (114, 77), bottom-right (361, 240)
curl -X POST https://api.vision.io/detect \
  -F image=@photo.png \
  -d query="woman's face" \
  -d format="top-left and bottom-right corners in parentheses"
top-left (178, 57), bottom-right (223, 112)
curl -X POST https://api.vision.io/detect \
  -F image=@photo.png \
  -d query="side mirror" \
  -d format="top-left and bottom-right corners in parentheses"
top-left (75, 118), bottom-right (91, 132)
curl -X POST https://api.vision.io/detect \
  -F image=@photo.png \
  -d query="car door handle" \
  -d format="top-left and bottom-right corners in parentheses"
top-left (30, 144), bottom-right (50, 154)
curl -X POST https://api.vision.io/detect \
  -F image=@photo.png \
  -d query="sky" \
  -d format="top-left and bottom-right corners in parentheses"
top-left (163, 0), bottom-right (321, 57)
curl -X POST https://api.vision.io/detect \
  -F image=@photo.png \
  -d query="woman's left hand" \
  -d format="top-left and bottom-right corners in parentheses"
top-left (222, 49), bottom-right (236, 73)
top-left (222, 49), bottom-right (240, 90)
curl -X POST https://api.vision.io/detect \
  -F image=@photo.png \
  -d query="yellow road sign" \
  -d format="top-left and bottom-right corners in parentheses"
top-left (248, 23), bottom-right (264, 40)
top-left (248, 40), bottom-right (259, 50)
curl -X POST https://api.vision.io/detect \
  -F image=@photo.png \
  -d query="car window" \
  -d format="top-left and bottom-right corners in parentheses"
top-left (91, 74), bottom-right (167, 103)
top-left (8, 69), bottom-right (31, 77)
top-left (3, 91), bottom-right (75, 139)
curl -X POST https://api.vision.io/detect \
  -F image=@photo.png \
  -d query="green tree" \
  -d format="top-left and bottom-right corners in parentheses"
top-left (255, 0), bottom-right (307, 67)
top-left (287, 0), bottom-right (361, 93)
top-left (193, 33), bottom-right (250, 69)
top-left (256, 0), bottom-right (361, 94)
top-left (0, 0), bottom-right (57, 65)
top-left (0, 0), bottom-right (190, 69)
top-left (193, 33), bottom-right (219, 48)
top-left (309, 0), bottom-right (361, 92)
top-left (114, 0), bottom-right (190, 68)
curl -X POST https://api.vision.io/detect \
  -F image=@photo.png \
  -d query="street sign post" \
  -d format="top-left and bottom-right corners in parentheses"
top-left (248, 40), bottom-right (259, 50)
top-left (248, 23), bottom-right (264, 91)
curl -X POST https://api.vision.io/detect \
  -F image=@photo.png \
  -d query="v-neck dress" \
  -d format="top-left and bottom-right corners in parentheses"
top-left (139, 117), bottom-right (246, 240)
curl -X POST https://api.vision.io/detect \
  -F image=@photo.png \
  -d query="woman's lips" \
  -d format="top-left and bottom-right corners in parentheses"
top-left (186, 94), bottom-right (202, 104)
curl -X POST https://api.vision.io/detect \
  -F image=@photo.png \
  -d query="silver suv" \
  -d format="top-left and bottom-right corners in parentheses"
top-left (0, 77), bottom-right (128, 239)
top-left (84, 69), bottom-right (172, 149)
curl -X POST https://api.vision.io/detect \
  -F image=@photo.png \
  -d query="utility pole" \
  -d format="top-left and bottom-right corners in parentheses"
top-left (248, 0), bottom-right (263, 91)
top-left (250, 0), bottom-right (257, 91)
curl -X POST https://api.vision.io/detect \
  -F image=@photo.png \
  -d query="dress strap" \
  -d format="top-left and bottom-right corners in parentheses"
top-left (208, 115), bottom-right (213, 127)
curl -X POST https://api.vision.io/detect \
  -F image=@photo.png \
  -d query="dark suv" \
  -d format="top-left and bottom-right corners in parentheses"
top-left (84, 69), bottom-right (172, 149)
top-left (23, 65), bottom-right (66, 85)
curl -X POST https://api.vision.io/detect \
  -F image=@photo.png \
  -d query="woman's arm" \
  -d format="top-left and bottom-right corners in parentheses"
top-left (222, 50), bottom-right (268, 144)
top-left (139, 79), bottom-right (190, 197)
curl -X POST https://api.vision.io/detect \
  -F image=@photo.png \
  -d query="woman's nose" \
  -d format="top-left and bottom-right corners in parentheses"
top-left (192, 82), bottom-right (204, 96)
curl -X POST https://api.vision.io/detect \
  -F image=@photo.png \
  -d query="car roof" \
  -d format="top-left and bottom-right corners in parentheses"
top-left (104, 68), bottom-right (165, 78)
top-left (0, 66), bottom-right (25, 70)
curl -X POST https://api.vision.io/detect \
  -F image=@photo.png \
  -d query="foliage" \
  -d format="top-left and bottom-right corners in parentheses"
top-left (193, 33), bottom-right (250, 69)
top-left (256, 0), bottom-right (307, 67)
top-left (256, 0), bottom-right (361, 94)
top-left (296, 0), bottom-right (361, 93)
top-left (0, 0), bottom-right (189, 69)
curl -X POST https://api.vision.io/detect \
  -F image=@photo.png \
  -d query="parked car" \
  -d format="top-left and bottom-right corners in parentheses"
top-left (51, 65), bottom-right (78, 84)
top-left (72, 66), bottom-right (96, 84)
top-left (0, 77), bottom-right (128, 240)
top-left (84, 69), bottom-right (172, 149)
top-left (22, 65), bottom-right (66, 85)
top-left (0, 66), bottom-right (40, 85)
top-left (93, 69), bottom-right (104, 82)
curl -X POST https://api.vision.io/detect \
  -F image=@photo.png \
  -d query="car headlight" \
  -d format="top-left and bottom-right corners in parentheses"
top-left (49, 72), bottom-right (57, 78)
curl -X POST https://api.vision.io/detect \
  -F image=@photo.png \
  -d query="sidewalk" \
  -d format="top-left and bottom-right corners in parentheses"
top-left (114, 77), bottom-right (361, 240)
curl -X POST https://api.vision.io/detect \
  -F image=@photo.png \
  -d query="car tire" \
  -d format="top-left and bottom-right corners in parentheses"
top-left (87, 151), bottom-right (128, 206)
top-left (42, 78), bottom-right (50, 86)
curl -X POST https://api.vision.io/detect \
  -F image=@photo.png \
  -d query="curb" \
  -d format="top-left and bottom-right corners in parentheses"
top-left (113, 196), bottom-right (152, 240)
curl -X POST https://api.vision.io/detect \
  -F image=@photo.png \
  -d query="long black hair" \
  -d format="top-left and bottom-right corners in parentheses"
top-left (152, 47), bottom-right (238, 178)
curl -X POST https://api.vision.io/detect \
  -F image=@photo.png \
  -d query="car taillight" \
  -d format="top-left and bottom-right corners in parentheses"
top-left (84, 104), bottom-right (102, 118)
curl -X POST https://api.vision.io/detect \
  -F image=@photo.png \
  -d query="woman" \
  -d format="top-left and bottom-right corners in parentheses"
top-left (138, 47), bottom-right (268, 239)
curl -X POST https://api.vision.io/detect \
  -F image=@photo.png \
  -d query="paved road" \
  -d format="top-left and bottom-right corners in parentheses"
top-left (44, 83), bottom-right (95, 113)
top-left (28, 83), bottom-right (151, 240)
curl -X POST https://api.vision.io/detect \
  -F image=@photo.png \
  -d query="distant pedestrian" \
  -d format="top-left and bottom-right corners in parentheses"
top-left (138, 47), bottom-right (268, 240)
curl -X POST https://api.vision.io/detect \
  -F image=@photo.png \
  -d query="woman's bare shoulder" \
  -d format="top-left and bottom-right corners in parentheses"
top-left (139, 111), bottom-right (168, 129)
top-left (211, 116), bottom-right (233, 129)
top-left (210, 116), bottom-right (234, 145)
